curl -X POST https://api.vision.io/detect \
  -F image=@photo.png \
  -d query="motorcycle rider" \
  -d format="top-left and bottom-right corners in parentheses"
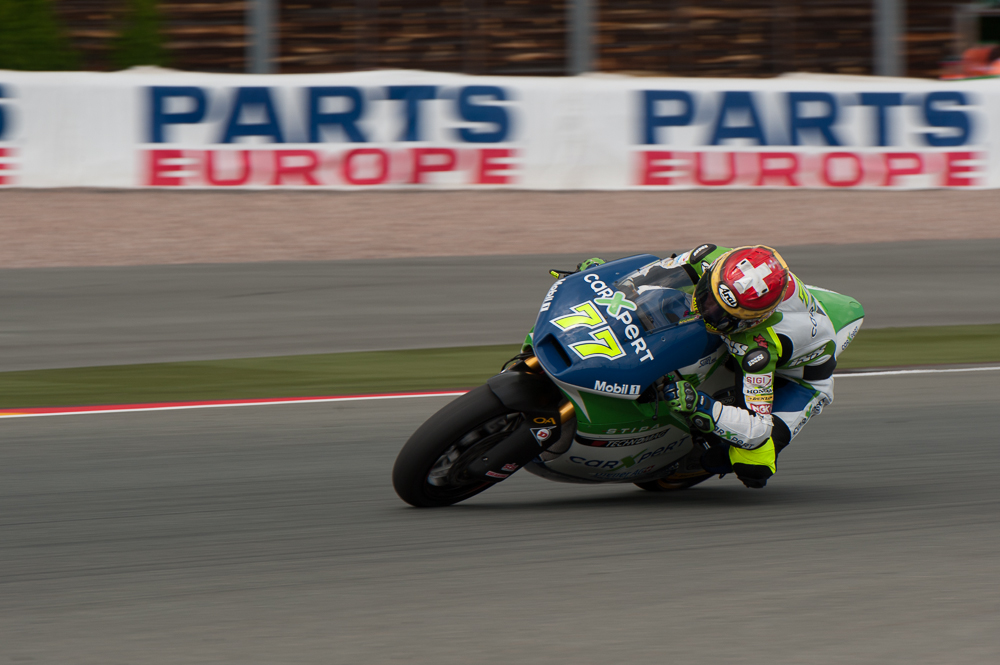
top-left (657, 244), bottom-right (846, 489)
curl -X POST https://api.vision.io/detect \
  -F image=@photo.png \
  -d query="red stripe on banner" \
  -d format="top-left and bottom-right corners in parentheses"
top-left (0, 390), bottom-right (470, 418)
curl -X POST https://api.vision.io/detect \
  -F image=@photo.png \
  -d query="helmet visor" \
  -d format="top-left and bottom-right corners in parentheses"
top-left (694, 271), bottom-right (762, 334)
top-left (695, 275), bottom-right (733, 333)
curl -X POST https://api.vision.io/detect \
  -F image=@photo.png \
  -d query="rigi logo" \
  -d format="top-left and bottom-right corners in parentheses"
top-left (594, 380), bottom-right (641, 395)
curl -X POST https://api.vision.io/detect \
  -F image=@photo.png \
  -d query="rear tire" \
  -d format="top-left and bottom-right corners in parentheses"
top-left (392, 384), bottom-right (521, 507)
top-left (634, 473), bottom-right (714, 492)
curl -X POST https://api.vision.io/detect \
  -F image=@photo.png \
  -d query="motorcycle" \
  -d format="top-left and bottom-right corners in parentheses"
top-left (392, 253), bottom-right (864, 507)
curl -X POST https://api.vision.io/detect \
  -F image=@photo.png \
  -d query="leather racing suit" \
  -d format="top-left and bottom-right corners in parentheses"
top-left (680, 244), bottom-right (861, 485)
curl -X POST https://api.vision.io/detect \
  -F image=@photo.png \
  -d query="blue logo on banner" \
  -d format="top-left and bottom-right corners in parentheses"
top-left (148, 85), bottom-right (514, 145)
top-left (0, 84), bottom-right (7, 140)
top-left (641, 89), bottom-right (975, 147)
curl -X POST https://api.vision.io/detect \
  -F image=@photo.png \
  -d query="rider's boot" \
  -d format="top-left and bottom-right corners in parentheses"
top-left (728, 437), bottom-right (777, 489)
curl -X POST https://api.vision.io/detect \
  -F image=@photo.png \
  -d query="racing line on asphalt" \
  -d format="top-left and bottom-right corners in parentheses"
top-left (2, 366), bottom-right (998, 420)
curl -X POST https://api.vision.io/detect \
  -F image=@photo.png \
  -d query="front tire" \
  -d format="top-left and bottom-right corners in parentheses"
top-left (392, 384), bottom-right (521, 507)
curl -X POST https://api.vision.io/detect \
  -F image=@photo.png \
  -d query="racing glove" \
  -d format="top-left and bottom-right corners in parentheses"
top-left (550, 257), bottom-right (606, 279)
top-left (663, 380), bottom-right (717, 433)
top-left (576, 257), bottom-right (606, 271)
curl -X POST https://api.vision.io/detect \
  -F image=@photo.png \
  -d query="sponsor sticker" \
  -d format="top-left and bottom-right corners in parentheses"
top-left (842, 325), bottom-right (859, 351)
top-left (539, 278), bottom-right (565, 313)
top-left (577, 429), bottom-right (670, 448)
top-left (531, 427), bottom-right (554, 443)
top-left (690, 243), bottom-right (716, 262)
top-left (698, 354), bottom-right (717, 368)
top-left (502, 463), bottom-right (520, 472)
top-left (603, 426), bottom-right (651, 435)
top-left (594, 291), bottom-right (637, 318)
top-left (593, 380), bottom-right (641, 396)
top-left (716, 428), bottom-right (748, 447)
top-left (787, 347), bottom-right (827, 367)
top-left (718, 283), bottom-right (738, 307)
top-left (745, 373), bottom-right (772, 386)
top-left (593, 465), bottom-right (657, 480)
top-left (742, 348), bottom-right (770, 371)
top-left (570, 446), bottom-right (663, 469)
top-left (485, 471), bottom-right (509, 479)
top-left (725, 339), bottom-right (748, 356)
top-left (569, 441), bottom-right (687, 474)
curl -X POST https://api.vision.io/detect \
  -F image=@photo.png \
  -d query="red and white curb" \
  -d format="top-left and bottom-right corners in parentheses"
top-left (1, 366), bottom-right (998, 419)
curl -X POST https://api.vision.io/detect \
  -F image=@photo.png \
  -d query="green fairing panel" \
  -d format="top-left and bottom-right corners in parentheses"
top-left (807, 287), bottom-right (865, 333)
top-left (560, 355), bottom-right (730, 435)
top-left (571, 391), bottom-right (688, 434)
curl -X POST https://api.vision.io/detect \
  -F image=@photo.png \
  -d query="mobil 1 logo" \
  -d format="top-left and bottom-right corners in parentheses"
top-left (594, 380), bottom-right (641, 396)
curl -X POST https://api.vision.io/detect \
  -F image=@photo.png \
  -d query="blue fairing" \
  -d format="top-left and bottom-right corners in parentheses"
top-left (532, 255), bottom-right (720, 399)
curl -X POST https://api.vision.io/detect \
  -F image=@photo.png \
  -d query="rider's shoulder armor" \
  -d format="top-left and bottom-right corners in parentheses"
top-left (726, 325), bottom-right (780, 376)
top-left (685, 244), bottom-right (730, 279)
top-left (722, 325), bottom-right (780, 418)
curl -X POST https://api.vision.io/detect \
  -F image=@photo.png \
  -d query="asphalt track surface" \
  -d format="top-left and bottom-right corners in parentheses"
top-left (4, 238), bottom-right (1000, 371)
top-left (3, 234), bottom-right (999, 663)
top-left (2, 370), bottom-right (999, 664)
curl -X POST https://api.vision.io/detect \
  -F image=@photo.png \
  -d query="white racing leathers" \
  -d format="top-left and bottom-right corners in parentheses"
top-left (709, 275), bottom-right (841, 450)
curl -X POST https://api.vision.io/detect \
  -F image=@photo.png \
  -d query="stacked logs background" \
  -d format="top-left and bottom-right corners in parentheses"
top-left (52, 0), bottom-right (964, 78)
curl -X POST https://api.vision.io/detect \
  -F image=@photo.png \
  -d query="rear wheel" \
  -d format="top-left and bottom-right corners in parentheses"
top-left (634, 473), bottom-right (714, 492)
top-left (392, 384), bottom-right (522, 507)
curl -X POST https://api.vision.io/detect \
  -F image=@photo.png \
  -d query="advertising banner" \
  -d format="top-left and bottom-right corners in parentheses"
top-left (0, 69), bottom-right (996, 189)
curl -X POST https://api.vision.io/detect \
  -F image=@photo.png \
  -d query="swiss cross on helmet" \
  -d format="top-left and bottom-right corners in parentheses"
top-left (694, 246), bottom-right (790, 334)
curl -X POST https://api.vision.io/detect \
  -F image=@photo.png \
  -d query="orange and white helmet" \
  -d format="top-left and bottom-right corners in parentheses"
top-left (694, 246), bottom-right (790, 334)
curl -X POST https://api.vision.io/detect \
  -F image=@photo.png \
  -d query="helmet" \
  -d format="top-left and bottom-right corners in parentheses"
top-left (693, 246), bottom-right (790, 334)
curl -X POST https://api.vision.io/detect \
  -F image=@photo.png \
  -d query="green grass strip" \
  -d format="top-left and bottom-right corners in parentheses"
top-left (1, 324), bottom-right (998, 409)
top-left (834, 323), bottom-right (1000, 370)
top-left (0, 345), bottom-right (523, 409)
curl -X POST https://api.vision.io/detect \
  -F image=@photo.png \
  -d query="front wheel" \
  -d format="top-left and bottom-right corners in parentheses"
top-left (392, 384), bottom-right (521, 507)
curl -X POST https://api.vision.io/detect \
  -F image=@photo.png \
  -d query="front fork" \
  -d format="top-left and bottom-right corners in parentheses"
top-left (465, 356), bottom-right (575, 481)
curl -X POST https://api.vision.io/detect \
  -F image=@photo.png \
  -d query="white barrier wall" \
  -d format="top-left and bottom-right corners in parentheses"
top-left (0, 69), bottom-right (997, 189)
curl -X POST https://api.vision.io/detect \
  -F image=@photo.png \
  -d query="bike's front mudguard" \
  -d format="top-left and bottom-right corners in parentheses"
top-left (463, 369), bottom-right (572, 481)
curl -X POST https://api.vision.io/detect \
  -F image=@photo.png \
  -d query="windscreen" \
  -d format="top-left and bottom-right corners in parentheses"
top-left (614, 260), bottom-right (699, 333)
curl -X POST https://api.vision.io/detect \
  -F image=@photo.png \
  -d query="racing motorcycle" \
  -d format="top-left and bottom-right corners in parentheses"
top-left (392, 254), bottom-right (864, 507)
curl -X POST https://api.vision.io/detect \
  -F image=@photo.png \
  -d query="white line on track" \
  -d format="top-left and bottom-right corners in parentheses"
top-left (0, 391), bottom-right (469, 419)
top-left (2, 366), bottom-right (998, 419)
top-left (836, 366), bottom-right (1000, 377)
